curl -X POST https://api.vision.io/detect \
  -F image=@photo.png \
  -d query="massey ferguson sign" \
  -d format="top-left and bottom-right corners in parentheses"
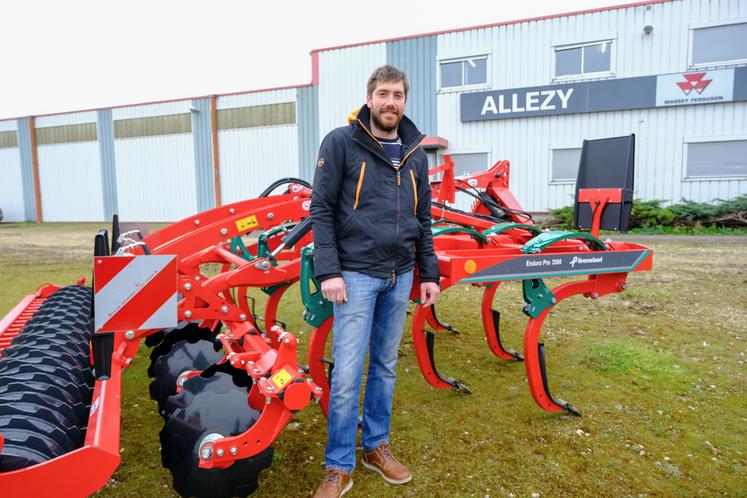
top-left (656, 69), bottom-right (734, 106)
top-left (461, 67), bottom-right (746, 121)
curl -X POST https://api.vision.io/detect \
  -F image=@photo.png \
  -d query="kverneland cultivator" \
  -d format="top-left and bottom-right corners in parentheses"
top-left (0, 135), bottom-right (652, 497)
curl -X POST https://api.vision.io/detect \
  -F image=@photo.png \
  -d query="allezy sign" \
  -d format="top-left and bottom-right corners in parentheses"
top-left (461, 67), bottom-right (746, 122)
top-left (463, 82), bottom-right (590, 121)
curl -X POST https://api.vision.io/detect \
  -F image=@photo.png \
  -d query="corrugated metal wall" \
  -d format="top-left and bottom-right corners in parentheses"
top-left (97, 109), bottom-right (118, 219)
top-left (317, 44), bottom-right (387, 138)
top-left (0, 120), bottom-right (24, 221)
top-left (435, 0), bottom-right (747, 210)
top-left (297, 86), bottom-right (319, 182)
top-left (387, 36), bottom-right (438, 136)
top-left (35, 111), bottom-right (104, 221)
top-left (217, 89), bottom-right (299, 203)
top-left (113, 101), bottom-right (197, 221)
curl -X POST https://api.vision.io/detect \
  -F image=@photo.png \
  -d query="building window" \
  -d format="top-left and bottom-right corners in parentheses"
top-left (691, 22), bottom-right (747, 67)
top-left (685, 139), bottom-right (747, 179)
top-left (439, 56), bottom-right (488, 89)
top-left (554, 40), bottom-right (613, 78)
top-left (551, 147), bottom-right (582, 183)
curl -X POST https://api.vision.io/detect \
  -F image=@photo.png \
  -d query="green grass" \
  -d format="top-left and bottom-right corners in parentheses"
top-left (1, 223), bottom-right (745, 497)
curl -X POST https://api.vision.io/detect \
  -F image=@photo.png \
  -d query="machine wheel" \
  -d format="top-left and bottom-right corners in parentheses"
top-left (160, 371), bottom-right (273, 498)
top-left (148, 332), bottom-right (223, 415)
top-left (0, 285), bottom-right (93, 472)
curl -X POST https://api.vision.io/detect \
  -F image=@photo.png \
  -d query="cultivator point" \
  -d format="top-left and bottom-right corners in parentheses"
top-left (0, 135), bottom-right (651, 497)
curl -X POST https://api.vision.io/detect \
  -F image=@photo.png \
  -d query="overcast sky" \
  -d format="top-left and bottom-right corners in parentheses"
top-left (0, 0), bottom-right (638, 120)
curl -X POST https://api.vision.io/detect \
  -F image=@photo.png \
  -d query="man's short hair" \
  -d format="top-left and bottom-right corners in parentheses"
top-left (367, 65), bottom-right (409, 99)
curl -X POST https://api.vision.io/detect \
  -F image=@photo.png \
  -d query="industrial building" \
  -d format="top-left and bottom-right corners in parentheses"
top-left (1, 0), bottom-right (745, 222)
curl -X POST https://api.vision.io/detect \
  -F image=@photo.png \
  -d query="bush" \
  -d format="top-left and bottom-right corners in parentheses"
top-left (547, 195), bottom-right (747, 231)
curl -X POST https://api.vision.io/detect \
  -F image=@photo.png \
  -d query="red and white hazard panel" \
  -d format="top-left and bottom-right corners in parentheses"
top-left (93, 255), bottom-right (178, 333)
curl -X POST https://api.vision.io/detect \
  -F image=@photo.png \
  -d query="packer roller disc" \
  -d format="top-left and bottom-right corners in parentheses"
top-left (160, 372), bottom-right (273, 498)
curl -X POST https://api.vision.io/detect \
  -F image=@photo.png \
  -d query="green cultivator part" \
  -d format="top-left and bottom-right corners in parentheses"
top-left (0, 136), bottom-right (652, 497)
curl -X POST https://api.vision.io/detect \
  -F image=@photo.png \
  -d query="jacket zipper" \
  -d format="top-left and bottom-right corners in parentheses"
top-left (353, 162), bottom-right (366, 209)
top-left (394, 169), bottom-right (400, 281)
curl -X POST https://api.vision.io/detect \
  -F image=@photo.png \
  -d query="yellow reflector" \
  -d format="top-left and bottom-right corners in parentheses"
top-left (464, 260), bottom-right (477, 274)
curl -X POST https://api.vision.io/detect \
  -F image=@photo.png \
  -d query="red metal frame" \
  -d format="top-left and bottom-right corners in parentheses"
top-left (0, 159), bottom-right (654, 488)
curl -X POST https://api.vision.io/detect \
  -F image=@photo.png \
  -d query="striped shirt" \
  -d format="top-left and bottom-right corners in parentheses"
top-left (378, 136), bottom-right (403, 168)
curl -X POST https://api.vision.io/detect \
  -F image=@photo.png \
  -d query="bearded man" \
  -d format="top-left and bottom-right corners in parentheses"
top-left (310, 65), bottom-right (440, 497)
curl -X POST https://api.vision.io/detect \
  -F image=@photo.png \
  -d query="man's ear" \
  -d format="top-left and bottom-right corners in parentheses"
top-left (366, 95), bottom-right (372, 108)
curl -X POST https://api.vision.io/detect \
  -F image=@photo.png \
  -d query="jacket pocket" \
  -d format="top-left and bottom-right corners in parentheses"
top-left (353, 161), bottom-right (366, 210)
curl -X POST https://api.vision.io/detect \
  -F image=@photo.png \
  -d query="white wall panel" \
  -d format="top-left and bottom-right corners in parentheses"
top-left (37, 142), bottom-right (104, 221)
top-left (114, 134), bottom-right (197, 221)
top-left (218, 89), bottom-right (297, 110)
top-left (0, 147), bottom-right (24, 221)
top-left (0, 120), bottom-right (17, 132)
top-left (218, 125), bottom-right (299, 204)
top-left (318, 44), bottom-right (387, 139)
top-left (112, 100), bottom-right (192, 120)
top-left (36, 111), bottom-right (97, 128)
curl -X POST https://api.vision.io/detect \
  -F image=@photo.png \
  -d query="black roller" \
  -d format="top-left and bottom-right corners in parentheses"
top-left (160, 372), bottom-right (273, 498)
top-left (0, 379), bottom-right (88, 422)
top-left (0, 285), bottom-right (93, 472)
top-left (0, 363), bottom-right (92, 404)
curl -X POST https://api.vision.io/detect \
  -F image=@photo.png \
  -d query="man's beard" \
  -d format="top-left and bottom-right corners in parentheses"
top-left (371, 108), bottom-right (402, 133)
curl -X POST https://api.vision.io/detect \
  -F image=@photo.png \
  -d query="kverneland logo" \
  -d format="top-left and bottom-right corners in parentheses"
top-left (677, 72), bottom-right (712, 95)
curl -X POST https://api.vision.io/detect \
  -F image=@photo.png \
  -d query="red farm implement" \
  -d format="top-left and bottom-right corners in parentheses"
top-left (0, 135), bottom-right (651, 497)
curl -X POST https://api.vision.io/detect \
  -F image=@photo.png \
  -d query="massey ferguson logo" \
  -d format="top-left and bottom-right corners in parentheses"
top-left (677, 72), bottom-right (712, 95)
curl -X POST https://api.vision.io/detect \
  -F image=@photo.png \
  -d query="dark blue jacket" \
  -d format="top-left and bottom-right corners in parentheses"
top-left (310, 104), bottom-right (439, 284)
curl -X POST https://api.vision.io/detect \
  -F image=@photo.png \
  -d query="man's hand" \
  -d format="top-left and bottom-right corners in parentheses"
top-left (420, 281), bottom-right (440, 307)
top-left (321, 277), bottom-right (348, 304)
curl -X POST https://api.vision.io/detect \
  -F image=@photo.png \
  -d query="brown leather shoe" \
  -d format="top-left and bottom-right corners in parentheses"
top-left (361, 443), bottom-right (412, 484)
top-left (313, 467), bottom-right (353, 498)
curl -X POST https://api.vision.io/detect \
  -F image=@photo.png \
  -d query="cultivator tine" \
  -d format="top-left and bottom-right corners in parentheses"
top-left (481, 283), bottom-right (523, 361)
top-left (537, 342), bottom-right (580, 416)
top-left (489, 310), bottom-right (523, 361)
top-left (424, 331), bottom-right (470, 393)
top-left (428, 304), bottom-right (459, 335)
top-left (322, 356), bottom-right (335, 381)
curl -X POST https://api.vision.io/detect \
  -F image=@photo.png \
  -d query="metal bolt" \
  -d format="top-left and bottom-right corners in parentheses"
top-left (315, 386), bottom-right (322, 393)
top-left (247, 361), bottom-right (254, 367)
top-left (184, 310), bottom-right (192, 318)
top-left (216, 449), bottom-right (224, 457)
top-left (267, 213), bottom-right (275, 220)
top-left (592, 292), bottom-right (600, 299)
top-left (125, 358), bottom-right (133, 365)
top-left (230, 447), bottom-right (238, 455)
top-left (221, 305), bottom-right (229, 313)
top-left (194, 219), bottom-right (201, 226)
top-left (266, 397), bottom-right (272, 404)
top-left (201, 446), bottom-right (213, 459)
top-left (229, 208), bottom-right (235, 214)
top-left (96, 259), bottom-right (102, 265)
top-left (220, 228), bottom-right (228, 236)
top-left (195, 276), bottom-right (201, 282)
top-left (239, 313), bottom-right (247, 321)
top-left (284, 338), bottom-right (290, 344)
top-left (298, 369), bottom-right (304, 374)
top-left (620, 282), bottom-right (628, 290)
top-left (184, 283), bottom-right (192, 291)
top-left (124, 330), bottom-right (135, 340)
top-left (266, 385), bottom-right (274, 392)
top-left (253, 368), bottom-right (261, 374)
top-left (550, 297), bottom-right (557, 304)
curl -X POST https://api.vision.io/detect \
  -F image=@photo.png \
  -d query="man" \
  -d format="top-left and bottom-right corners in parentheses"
top-left (310, 65), bottom-right (440, 497)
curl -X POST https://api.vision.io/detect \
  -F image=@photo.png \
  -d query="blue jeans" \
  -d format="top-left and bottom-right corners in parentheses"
top-left (324, 269), bottom-right (414, 472)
